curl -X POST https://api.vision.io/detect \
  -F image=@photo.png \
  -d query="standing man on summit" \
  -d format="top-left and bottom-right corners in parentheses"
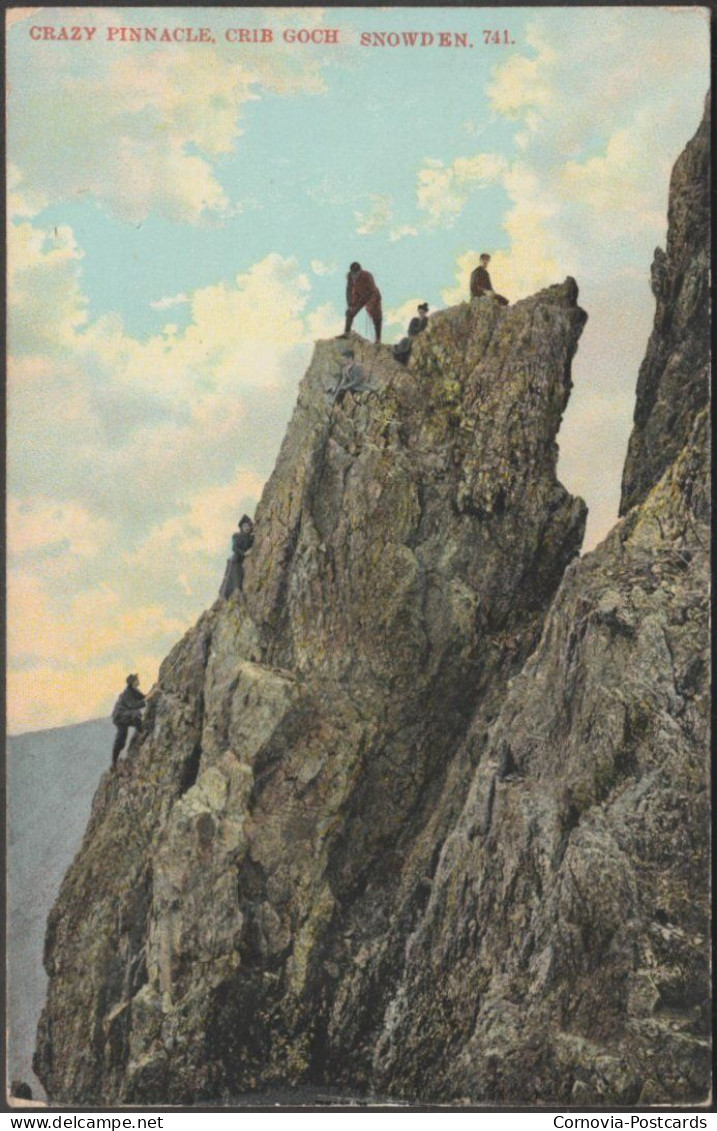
top-left (338, 261), bottom-right (383, 343)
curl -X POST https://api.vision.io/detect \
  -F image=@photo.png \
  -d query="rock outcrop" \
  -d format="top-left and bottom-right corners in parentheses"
top-left (35, 281), bottom-right (587, 1105)
top-left (35, 105), bottom-right (709, 1108)
top-left (620, 96), bottom-right (710, 514)
top-left (372, 102), bottom-right (711, 1108)
top-left (375, 408), bottom-right (710, 1105)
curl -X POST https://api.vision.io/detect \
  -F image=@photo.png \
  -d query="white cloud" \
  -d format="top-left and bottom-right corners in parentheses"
top-left (311, 259), bottom-right (337, 277)
top-left (389, 225), bottom-right (419, 243)
top-left (125, 468), bottom-right (266, 598)
top-left (355, 194), bottom-right (394, 235)
top-left (150, 292), bottom-right (190, 311)
top-left (8, 8), bottom-right (329, 223)
top-left (8, 222), bottom-right (88, 351)
top-left (441, 9), bottom-right (708, 549)
top-left (417, 152), bottom-right (508, 226)
top-left (385, 298), bottom-right (426, 333)
top-left (8, 497), bottom-right (111, 560)
top-left (486, 25), bottom-right (556, 120)
top-left (7, 221), bottom-right (342, 729)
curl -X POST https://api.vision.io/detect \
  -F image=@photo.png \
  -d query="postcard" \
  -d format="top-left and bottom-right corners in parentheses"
top-left (6, 4), bottom-right (711, 1112)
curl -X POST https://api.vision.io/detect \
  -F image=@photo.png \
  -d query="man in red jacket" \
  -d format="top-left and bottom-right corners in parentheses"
top-left (338, 261), bottom-right (383, 343)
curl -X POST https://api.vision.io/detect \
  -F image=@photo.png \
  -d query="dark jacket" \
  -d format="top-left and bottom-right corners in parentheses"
top-left (393, 314), bottom-right (428, 364)
top-left (219, 529), bottom-right (254, 599)
top-left (112, 686), bottom-right (146, 726)
top-left (470, 265), bottom-right (492, 297)
top-left (233, 530), bottom-right (254, 558)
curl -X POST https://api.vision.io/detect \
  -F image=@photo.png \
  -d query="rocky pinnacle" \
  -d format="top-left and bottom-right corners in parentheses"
top-left (35, 103), bottom-right (709, 1110)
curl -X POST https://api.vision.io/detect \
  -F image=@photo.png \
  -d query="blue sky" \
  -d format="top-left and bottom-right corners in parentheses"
top-left (10, 7), bottom-right (525, 337)
top-left (7, 5), bottom-right (710, 730)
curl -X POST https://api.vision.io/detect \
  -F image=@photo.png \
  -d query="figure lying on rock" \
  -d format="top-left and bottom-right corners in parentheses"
top-left (337, 261), bottom-right (382, 343)
top-left (111, 673), bottom-right (151, 770)
top-left (393, 301), bottom-right (430, 364)
top-left (470, 253), bottom-right (509, 305)
top-left (327, 348), bottom-right (378, 406)
top-left (219, 515), bottom-right (254, 599)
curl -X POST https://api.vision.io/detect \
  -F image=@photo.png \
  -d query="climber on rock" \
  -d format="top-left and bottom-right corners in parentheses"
top-left (337, 261), bottom-right (383, 343)
top-left (111, 674), bottom-right (150, 770)
top-left (393, 302), bottom-right (430, 364)
top-left (219, 515), bottom-right (254, 599)
top-left (470, 253), bottom-right (509, 305)
top-left (327, 348), bottom-right (378, 406)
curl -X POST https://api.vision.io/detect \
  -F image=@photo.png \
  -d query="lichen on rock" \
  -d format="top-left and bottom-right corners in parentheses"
top-left (34, 104), bottom-right (710, 1108)
top-left (35, 277), bottom-right (588, 1105)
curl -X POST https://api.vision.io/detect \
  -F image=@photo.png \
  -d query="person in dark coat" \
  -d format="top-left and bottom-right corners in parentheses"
top-left (393, 302), bottom-right (429, 364)
top-left (111, 674), bottom-right (148, 769)
top-left (338, 261), bottom-right (383, 342)
top-left (219, 515), bottom-right (254, 599)
top-left (470, 253), bottom-right (508, 305)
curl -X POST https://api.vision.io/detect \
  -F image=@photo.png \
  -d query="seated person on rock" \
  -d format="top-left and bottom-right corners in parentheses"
top-left (327, 348), bottom-right (377, 406)
top-left (470, 253), bottom-right (508, 305)
top-left (393, 302), bottom-right (430, 364)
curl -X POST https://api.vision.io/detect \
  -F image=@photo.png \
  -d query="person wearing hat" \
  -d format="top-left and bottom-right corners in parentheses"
top-left (409, 301), bottom-right (430, 337)
top-left (110, 673), bottom-right (149, 770)
top-left (469, 253), bottom-right (508, 305)
top-left (219, 515), bottom-right (255, 600)
top-left (393, 302), bottom-right (430, 364)
top-left (338, 261), bottom-right (383, 343)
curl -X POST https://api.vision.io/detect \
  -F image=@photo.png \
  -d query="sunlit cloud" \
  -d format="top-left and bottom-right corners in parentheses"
top-left (8, 7), bottom-right (329, 224)
top-left (7, 222), bottom-right (340, 730)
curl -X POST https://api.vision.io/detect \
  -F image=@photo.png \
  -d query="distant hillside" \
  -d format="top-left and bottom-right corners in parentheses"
top-left (7, 718), bottom-right (114, 1099)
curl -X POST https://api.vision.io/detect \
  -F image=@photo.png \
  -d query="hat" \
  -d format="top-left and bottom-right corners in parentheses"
top-left (126, 673), bottom-right (139, 685)
top-left (480, 252), bottom-right (491, 261)
top-left (238, 514), bottom-right (253, 527)
top-left (349, 261), bottom-right (361, 272)
top-left (418, 302), bottom-right (429, 312)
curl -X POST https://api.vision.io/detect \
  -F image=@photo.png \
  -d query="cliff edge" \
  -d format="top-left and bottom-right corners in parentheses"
top-left (35, 105), bottom-right (709, 1107)
top-left (36, 278), bottom-right (587, 1104)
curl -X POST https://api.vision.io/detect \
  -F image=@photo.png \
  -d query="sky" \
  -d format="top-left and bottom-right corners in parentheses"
top-left (6, 5), bottom-right (710, 733)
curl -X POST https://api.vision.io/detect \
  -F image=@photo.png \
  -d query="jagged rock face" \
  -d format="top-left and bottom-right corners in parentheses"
top-left (35, 104), bottom-right (709, 1110)
top-left (620, 98), bottom-right (710, 515)
top-left (374, 411), bottom-right (710, 1106)
top-left (372, 104), bottom-right (710, 1106)
top-left (35, 282), bottom-right (587, 1105)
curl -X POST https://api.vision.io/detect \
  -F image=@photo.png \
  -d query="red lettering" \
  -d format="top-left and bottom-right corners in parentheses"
top-left (283, 27), bottom-right (338, 44)
top-left (226, 28), bottom-right (272, 43)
